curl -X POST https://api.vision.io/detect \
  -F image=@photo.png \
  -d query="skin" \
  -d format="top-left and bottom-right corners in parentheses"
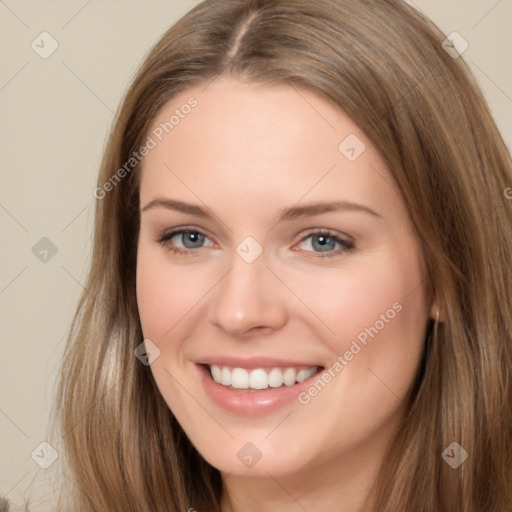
top-left (136, 77), bottom-right (435, 512)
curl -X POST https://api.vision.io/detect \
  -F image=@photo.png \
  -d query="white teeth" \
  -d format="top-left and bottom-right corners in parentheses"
top-left (296, 369), bottom-right (311, 383)
top-left (248, 369), bottom-right (268, 389)
top-left (231, 368), bottom-right (249, 389)
top-left (221, 366), bottom-right (231, 386)
top-left (210, 365), bottom-right (222, 383)
top-left (208, 365), bottom-right (318, 390)
top-left (268, 368), bottom-right (284, 388)
top-left (283, 368), bottom-right (296, 386)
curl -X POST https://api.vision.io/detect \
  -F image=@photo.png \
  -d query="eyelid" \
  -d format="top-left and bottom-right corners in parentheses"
top-left (298, 227), bottom-right (354, 245)
top-left (294, 228), bottom-right (355, 257)
top-left (156, 226), bottom-right (215, 249)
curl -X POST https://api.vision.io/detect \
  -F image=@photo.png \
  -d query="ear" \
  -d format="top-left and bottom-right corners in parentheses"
top-left (429, 301), bottom-right (443, 323)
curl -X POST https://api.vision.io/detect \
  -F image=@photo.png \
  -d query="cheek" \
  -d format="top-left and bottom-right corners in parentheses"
top-left (316, 250), bottom-right (428, 406)
top-left (290, 250), bottom-right (428, 399)
top-left (136, 247), bottom-right (207, 341)
top-left (291, 253), bottom-right (426, 345)
top-left (136, 259), bottom-right (171, 339)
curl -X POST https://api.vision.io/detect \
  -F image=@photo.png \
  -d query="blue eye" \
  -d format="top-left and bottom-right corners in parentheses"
top-left (156, 228), bottom-right (355, 258)
top-left (157, 229), bottom-right (212, 252)
top-left (297, 230), bottom-right (355, 258)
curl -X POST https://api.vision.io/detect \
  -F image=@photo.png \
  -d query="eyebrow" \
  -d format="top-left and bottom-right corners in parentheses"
top-left (141, 197), bottom-right (382, 221)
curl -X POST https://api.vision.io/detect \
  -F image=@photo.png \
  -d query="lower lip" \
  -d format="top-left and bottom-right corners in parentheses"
top-left (197, 364), bottom-right (322, 416)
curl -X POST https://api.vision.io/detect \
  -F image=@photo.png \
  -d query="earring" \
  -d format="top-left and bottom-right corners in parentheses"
top-left (434, 309), bottom-right (440, 324)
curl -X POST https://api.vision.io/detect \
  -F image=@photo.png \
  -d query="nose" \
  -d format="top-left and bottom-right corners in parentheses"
top-left (208, 250), bottom-right (288, 338)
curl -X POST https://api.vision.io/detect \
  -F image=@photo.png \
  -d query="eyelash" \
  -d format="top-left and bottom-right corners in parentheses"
top-left (155, 227), bottom-right (355, 259)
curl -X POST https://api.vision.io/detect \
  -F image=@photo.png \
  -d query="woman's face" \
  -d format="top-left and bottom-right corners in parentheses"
top-left (136, 77), bottom-right (432, 479)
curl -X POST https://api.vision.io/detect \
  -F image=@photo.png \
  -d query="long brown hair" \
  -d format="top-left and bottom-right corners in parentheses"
top-left (53, 0), bottom-right (512, 510)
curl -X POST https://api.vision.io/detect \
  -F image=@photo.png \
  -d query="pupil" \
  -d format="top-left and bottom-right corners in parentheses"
top-left (184, 232), bottom-right (203, 248)
top-left (315, 235), bottom-right (333, 252)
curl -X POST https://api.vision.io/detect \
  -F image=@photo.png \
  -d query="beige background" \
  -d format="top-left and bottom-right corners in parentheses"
top-left (1, 0), bottom-right (511, 509)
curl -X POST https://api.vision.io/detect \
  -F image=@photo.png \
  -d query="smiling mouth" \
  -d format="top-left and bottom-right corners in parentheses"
top-left (204, 364), bottom-right (324, 391)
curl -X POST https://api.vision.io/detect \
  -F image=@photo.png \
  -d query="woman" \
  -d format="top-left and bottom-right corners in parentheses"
top-left (54, 0), bottom-right (512, 510)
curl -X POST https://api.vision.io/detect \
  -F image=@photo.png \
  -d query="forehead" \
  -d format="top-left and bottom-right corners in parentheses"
top-left (139, 78), bottom-right (401, 218)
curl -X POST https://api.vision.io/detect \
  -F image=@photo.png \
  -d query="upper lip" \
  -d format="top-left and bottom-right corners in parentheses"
top-left (196, 356), bottom-right (324, 369)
